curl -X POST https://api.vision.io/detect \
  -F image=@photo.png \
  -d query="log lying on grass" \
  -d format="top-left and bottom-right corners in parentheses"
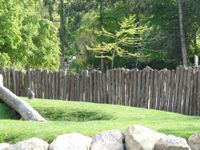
top-left (0, 74), bottom-right (46, 122)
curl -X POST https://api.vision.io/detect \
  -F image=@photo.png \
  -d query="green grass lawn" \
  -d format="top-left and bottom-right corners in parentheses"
top-left (0, 98), bottom-right (200, 143)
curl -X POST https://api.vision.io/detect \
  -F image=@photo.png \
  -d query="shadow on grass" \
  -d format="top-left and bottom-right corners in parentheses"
top-left (39, 108), bottom-right (114, 122)
top-left (0, 100), bottom-right (20, 120)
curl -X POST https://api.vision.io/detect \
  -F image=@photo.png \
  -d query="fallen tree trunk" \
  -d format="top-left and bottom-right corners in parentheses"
top-left (0, 74), bottom-right (46, 121)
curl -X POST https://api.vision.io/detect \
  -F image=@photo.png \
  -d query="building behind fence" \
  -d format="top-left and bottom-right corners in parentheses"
top-left (0, 66), bottom-right (199, 116)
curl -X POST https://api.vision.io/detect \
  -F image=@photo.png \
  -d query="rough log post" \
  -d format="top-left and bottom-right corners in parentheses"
top-left (194, 55), bottom-right (199, 68)
top-left (0, 74), bottom-right (46, 121)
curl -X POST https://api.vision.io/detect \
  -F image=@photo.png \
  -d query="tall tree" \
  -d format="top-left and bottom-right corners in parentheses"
top-left (98, 0), bottom-right (105, 71)
top-left (59, 0), bottom-right (67, 56)
top-left (178, 0), bottom-right (188, 66)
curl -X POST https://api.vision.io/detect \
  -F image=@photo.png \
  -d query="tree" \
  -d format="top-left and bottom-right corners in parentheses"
top-left (178, 0), bottom-right (188, 66)
top-left (0, 0), bottom-right (60, 69)
top-left (0, 74), bottom-right (46, 121)
top-left (87, 16), bottom-right (147, 68)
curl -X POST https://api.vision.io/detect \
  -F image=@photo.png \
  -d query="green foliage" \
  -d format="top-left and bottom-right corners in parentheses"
top-left (2, 0), bottom-right (200, 69)
top-left (0, 53), bottom-right (11, 67)
top-left (0, 0), bottom-right (60, 69)
top-left (87, 15), bottom-right (164, 68)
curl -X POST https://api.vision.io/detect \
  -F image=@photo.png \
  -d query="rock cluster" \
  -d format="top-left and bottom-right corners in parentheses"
top-left (0, 125), bottom-right (199, 150)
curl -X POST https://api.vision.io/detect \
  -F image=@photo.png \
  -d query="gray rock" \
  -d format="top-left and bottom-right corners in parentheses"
top-left (154, 135), bottom-right (191, 150)
top-left (0, 143), bottom-right (9, 150)
top-left (49, 133), bottom-right (92, 150)
top-left (188, 134), bottom-right (200, 150)
top-left (124, 125), bottom-right (166, 150)
top-left (90, 129), bottom-right (124, 150)
top-left (9, 138), bottom-right (48, 150)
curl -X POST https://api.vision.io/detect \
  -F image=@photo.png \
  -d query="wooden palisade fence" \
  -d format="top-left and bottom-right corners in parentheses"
top-left (0, 66), bottom-right (199, 116)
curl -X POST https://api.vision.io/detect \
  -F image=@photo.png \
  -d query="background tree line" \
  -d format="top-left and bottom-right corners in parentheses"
top-left (0, 0), bottom-right (200, 70)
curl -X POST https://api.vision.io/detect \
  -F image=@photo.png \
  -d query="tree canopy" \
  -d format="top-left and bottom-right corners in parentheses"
top-left (1, 0), bottom-right (200, 70)
top-left (0, 0), bottom-right (60, 69)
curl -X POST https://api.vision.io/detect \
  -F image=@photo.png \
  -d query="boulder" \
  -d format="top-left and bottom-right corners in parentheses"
top-left (124, 125), bottom-right (166, 150)
top-left (188, 134), bottom-right (200, 150)
top-left (49, 133), bottom-right (92, 150)
top-left (90, 129), bottom-right (124, 150)
top-left (0, 143), bottom-right (9, 150)
top-left (154, 135), bottom-right (191, 150)
top-left (9, 138), bottom-right (48, 150)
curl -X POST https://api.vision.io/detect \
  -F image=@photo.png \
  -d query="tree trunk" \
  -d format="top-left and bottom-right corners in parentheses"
top-left (99, 0), bottom-right (105, 72)
top-left (59, 0), bottom-right (66, 57)
top-left (178, 0), bottom-right (188, 66)
top-left (0, 75), bottom-right (46, 121)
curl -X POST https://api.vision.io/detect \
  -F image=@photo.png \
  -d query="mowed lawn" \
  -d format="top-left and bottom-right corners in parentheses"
top-left (0, 98), bottom-right (200, 143)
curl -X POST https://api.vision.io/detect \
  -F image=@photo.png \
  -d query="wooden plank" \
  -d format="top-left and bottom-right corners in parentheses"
top-left (96, 71), bottom-right (100, 103)
top-left (52, 71), bottom-right (56, 99)
top-left (102, 72), bottom-right (107, 103)
top-left (177, 67), bottom-right (184, 113)
top-left (188, 70), bottom-right (193, 115)
top-left (20, 70), bottom-right (25, 96)
top-left (158, 70), bottom-right (164, 110)
top-left (129, 69), bottom-right (134, 106)
top-left (74, 74), bottom-right (77, 101)
top-left (6, 68), bottom-right (10, 90)
top-left (173, 67), bottom-right (180, 112)
top-left (140, 69), bottom-right (146, 108)
top-left (118, 69), bottom-right (122, 105)
top-left (72, 74), bottom-right (76, 100)
top-left (184, 68), bottom-right (192, 115)
top-left (47, 71), bottom-right (50, 99)
top-left (68, 74), bottom-right (72, 100)
top-left (86, 71), bottom-right (90, 102)
top-left (11, 69), bottom-right (16, 93)
top-left (48, 71), bottom-right (52, 99)
top-left (66, 73), bottom-right (70, 100)
top-left (27, 69), bottom-right (31, 89)
top-left (192, 70), bottom-right (198, 115)
top-left (41, 70), bottom-right (45, 98)
top-left (113, 69), bottom-right (117, 104)
top-left (89, 71), bottom-right (93, 102)
top-left (43, 69), bottom-right (48, 99)
top-left (17, 70), bottom-right (21, 96)
top-left (93, 71), bottom-right (97, 103)
top-left (156, 70), bottom-right (162, 110)
top-left (97, 71), bottom-right (102, 103)
top-left (181, 68), bottom-right (187, 114)
top-left (77, 74), bottom-right (80, 101)
top-left (3, 68), bottom-right (7, 88)
top-left (164, 69), bottom-right (170, 111)
top-left (39, 69), bottom-right (43, 98)
top-left (79, 71), bottom-right (83, 101)
top-left (132, 69), bottom-right (137, 107)
top-left (136, 70), bottom-right (141, 107)
top-left (121, 68), bottom-right (126, 105)
top-left (126, 69), bottom-right (131, 106)
top-left (84, 71), bottom-right (88, 101)
top-left (62, 73), bottom-right (67, 100)
top-left (149, 69), bottom-right (154, 109)
top-left (144, 67), bottom-right (151, 108)
top-left (60, 71), bottom-right (65, 100)
top-left (110, 70), bottom-right (114, 104)
top-left (152, 70), bottom-right (159, 109)
top-left (197, 70), bottom-right (200, 115)
top-left (31, 69), bottom-right (35, 97)
top-left (106, 70), bottom-right (111, 104)
top-left (98, 71), bottom-right (102, 103)
top-left (168, 70), bottom-right (175, 112)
